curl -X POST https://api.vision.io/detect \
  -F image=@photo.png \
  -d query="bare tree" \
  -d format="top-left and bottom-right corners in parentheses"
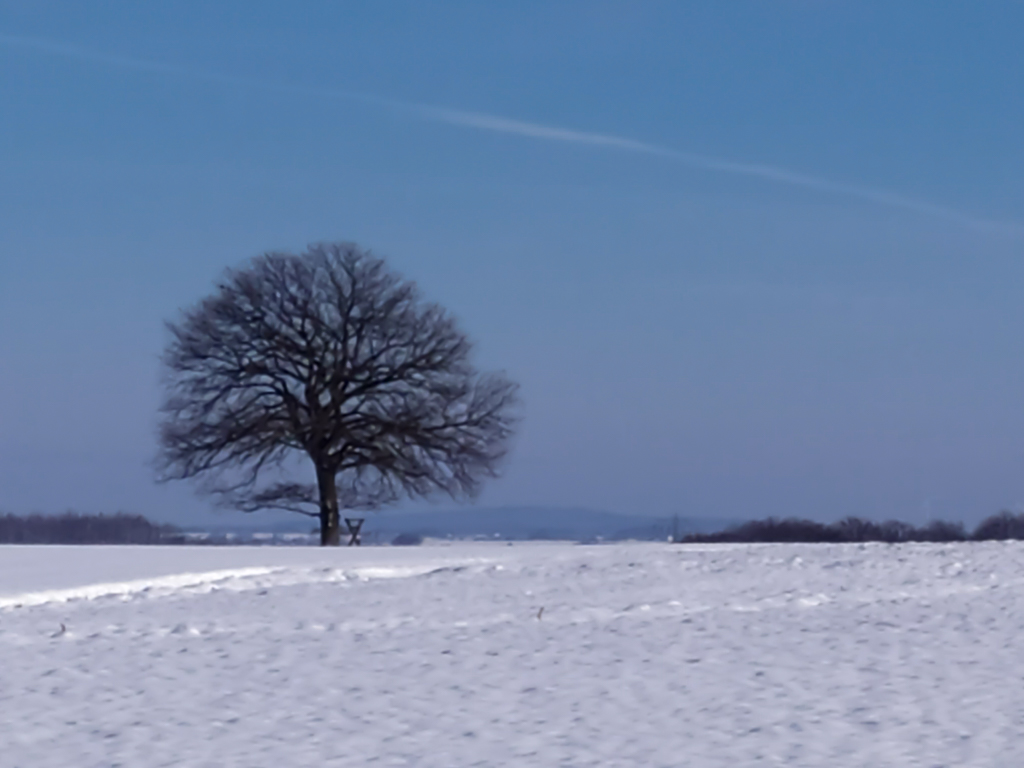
top-left (157, 242), bottom-right (519, 545)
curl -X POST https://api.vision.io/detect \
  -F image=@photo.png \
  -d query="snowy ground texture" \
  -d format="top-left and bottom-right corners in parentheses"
top-left (3, 541), bottom-right (1024, 767)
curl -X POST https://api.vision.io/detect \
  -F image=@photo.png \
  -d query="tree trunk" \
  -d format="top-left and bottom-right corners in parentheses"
top-left (316, 466), bottom-right (341, 546)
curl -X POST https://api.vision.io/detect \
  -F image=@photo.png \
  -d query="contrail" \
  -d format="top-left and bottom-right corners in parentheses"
top-left (2, 32), bottom-right (1018, 235)
top-left (411, 106), bottom-right (1013, 232)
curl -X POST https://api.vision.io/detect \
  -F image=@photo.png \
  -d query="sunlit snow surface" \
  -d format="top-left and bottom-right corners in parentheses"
top-left (2, 540), bottom-right (1023, 766)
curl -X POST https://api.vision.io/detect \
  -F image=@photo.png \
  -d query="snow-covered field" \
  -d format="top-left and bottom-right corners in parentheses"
top-left (2, 540), bottom-right (1024, 767)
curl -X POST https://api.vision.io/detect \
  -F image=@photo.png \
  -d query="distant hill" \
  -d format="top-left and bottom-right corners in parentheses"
top-left (195, 507), bottom-right (737, 543)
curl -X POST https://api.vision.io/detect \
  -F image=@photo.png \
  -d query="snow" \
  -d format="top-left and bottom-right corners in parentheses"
top-left (3, 540), bottom-right (1024, 766)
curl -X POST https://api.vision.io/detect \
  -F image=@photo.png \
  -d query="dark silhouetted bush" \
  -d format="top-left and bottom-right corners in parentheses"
top-left (834, 517), bottom-right (883, 542)
top-left (681, 514), bottom-right (990, 544)
top-left (973, 511), bottom-right (1024, 541)
top-left (879, 520), bottom-right (916, 543)
top-left (0, 512), bottom-right (180, 544)
top-left (916, 520), bottom-right (967, 542)
top-left (685, 517), bottom-right (843, 544)
top-left (391, 532), bottom-right (424, 546)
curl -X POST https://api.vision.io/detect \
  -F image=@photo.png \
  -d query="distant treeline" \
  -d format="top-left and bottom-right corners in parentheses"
top-left (0, 512), bottom-right (180, 544)
top-left (682, 511), bottom-right (1024, 544)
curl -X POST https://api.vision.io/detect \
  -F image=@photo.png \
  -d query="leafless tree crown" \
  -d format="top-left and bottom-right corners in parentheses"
top-left (157, 242), bottom-right (519, 520)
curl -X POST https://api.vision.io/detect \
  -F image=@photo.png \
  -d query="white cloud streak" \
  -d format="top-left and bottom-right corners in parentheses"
top-left (1, 32), bottom-right (1019, 236)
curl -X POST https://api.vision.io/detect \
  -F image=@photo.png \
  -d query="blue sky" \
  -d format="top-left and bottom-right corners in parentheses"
top-left (2, 2), bottom-right (1023, 526)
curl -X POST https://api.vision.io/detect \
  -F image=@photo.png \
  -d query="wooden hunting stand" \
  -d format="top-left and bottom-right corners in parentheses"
top-left (344, 517), bottom-right (365, 546)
